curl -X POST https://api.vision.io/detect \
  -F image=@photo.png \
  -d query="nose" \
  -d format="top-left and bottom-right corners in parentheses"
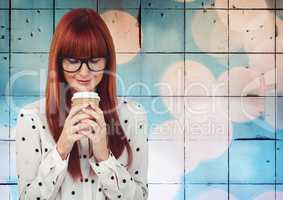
top-left (78, 62), bottom-right (89, 76)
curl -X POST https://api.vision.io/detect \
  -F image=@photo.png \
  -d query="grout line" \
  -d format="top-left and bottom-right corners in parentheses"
top-left (2, 51), bottom-right (283, 54)
top-left (228, 0), bottom-right (231, 198)
top-left (8, 0), bottom-right (11, 190)
top-left (274, 0), bottom-right (277, 199)
top-left (1, 8), bottom-right (283, 11)
top-left (183, 0), bottom-right (186, 198)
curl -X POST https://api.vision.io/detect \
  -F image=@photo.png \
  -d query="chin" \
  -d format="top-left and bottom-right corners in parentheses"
top-left (75, 85), bottom-right (95, 92)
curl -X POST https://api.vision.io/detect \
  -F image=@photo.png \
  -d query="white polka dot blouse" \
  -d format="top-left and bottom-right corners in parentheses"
top-left (15, 97), bottom-right (148, 200)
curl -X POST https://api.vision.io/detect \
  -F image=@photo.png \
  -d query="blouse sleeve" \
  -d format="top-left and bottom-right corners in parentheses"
top-left (89, 101), bottom-right (148, 200)
top-left (16, 107), bottom-right (70, 200)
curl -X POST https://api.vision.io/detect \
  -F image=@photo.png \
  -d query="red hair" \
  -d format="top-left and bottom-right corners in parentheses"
top-left (45, 8), bottom-right (133, 181)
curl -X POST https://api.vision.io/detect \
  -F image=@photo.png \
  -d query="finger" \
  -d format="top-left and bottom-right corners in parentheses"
top-left (82, 119), bottom-right (101, 135)
top-left (67, 103), bottom-right (90, 120)
top-left (82, 108), bottom-right (97, 119)
top-left (83, 108), bottom-right (105, 128)
top-left (79, 129), bottom-right (95, 140)
top-left (89, 103), bottom-right (104, 114)
top-left (71, 113), bottom-right (92, 126)
top-left (71, 123), bottom-right (91, 134)
top-left (73, 133), bottom-right (86, 141)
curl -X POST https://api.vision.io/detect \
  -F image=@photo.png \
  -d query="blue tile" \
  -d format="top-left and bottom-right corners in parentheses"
top-left (55, 0), bottom-right (96, 8)
top-left (230, 184), bottom-right (275, 200)
top-left (128, 97), bottom-right (177, 139)
top-left (276, 140), bottom-right (283, 184)
top-left (142, 0), bottom-right (184, 9)
top-left (55, 9), bottom-right (71, 26)
top-left (116, 54), bottom-right (142, 96)
top-left (185, 184), bottom-right (228, 200)
top-left (230, 140), bottom-right (275, 183)
top-left (231, 97), bottom-right (275, 139)
top-left (9, 96), bottom-right (41, 139)
top-left (277, 98), bottom-right (283, 140)
top-left (141, 9), bottom-right (184, 52)
top-left (10, 54), bottom-right (48, 96)
top-left (186, 9), bottom-right (228, 52)
top-left (0, 10), bottom-right (9, 52)
top-left (140, 54), bottom-right (184, 96)
top-left (11, 10), bottom-right (53, 52)
top-left (0, 53), bottom-right (9, 95)
top-left (0, 141), bottom-right (10, 183)
top-left (0, 97), bottom-right (9, 140)
top-left (185, 149), bottom-right (228, 183)
top-left (12, 0), bottom-right (53, 8)
top-left (100, 0), bottom-right (139, 9)
top-left (186, 53), bottom-right (228, 80)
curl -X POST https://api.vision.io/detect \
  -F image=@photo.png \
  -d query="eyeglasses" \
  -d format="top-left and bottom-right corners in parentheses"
top-left (61, 56), bottom-right (107, 73)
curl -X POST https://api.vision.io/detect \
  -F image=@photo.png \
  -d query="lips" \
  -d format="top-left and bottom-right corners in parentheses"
top-left (77, 79), bottom-right (91, 84)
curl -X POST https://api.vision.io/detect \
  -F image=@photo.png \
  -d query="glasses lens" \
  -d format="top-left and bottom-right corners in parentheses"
top-left (88, 58), bottom-right (106, 71)
top-left (62, 58), bottom-right (81, 72)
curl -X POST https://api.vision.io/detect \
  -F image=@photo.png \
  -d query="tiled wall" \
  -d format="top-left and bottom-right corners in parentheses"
top-left (0, 0), bottom-right (283, 199)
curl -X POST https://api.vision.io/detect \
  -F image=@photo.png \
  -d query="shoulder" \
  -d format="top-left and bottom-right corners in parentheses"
top-left (18, 97), bottom-right (46, 119)
top-left (116, 97), bottom-right (147, 121)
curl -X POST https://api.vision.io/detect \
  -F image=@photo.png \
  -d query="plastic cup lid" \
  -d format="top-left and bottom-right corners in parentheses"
top-left (72, 91), bottom-right (100, 100)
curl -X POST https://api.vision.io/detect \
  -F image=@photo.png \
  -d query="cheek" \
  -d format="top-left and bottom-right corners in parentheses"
top-left (63, 72), bottom-right (74, 85)
top-left (93, 73), bottom-right (104, 83)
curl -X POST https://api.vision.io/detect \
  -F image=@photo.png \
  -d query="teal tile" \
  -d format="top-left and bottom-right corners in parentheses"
top-left (9, 96), bottom-right (41, 139)
top-left (0, 141), bottom-right (10, 183)
top-left (186, 9), bottom-right (228, 52)
top-left (100, 0), bottom-right (139, 9)
top-left (10, 54), bottom-right (48, 96)
top-left (276, 140), bottom-right (283, 184)
top-left (185, 147), bottom-right (228, 184)
top-left (230, 140), bottom-right (275, 184)
top-left (277, 54), bottom-right (283, 95)
top-left (186, 0), bottom-right (227, 8)
top-left (186, 53), bottom-right (228, 79)
top-left (185, 184), bottom-right (228, 200)
top-left (231, 97), bottom-right (275, 139)
top-left (142, 0), bottom-right (184, 9)
top-left (0, 0), bottom-right (9, 8)
top-left (11, 10), bottom-right (53, 52)
top-left (141, 9), bottom-right (184, 52)
top-left (140, 54), bottom-right (184, 96)
top-left (55, 9), bottom-right (71, 26)
top-left (277, 97), bottom-right (283, 140)
top-left (0, 97), bottom-right (9, 140)
top-left (230, 184), bottom-right (275, 200)
top-left (116, 53), bottom-right (142, 96)
top-left (0, 10), bottom-right (9, 52)
top-left (12, 0), bottom-right (53, 8)
top-left (0, 54), bottom-right (9, 95)
top-left (55, 0), bottom-right (96, 8)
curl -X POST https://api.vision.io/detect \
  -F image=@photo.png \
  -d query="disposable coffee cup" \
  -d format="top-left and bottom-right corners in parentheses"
top-left (71, 92), bottom-right (101, 148)
top-left (71, 91), bottom-right (100, 108)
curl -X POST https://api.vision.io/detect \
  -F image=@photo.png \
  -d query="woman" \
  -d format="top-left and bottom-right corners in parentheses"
top-left (16, 8), bottom-right (148, 200)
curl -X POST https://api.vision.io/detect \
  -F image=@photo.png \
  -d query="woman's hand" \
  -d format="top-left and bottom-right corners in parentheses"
top-left (56, 103), bottom-right (93, 160)
top-left (80, 103), bottom-right (109, 162)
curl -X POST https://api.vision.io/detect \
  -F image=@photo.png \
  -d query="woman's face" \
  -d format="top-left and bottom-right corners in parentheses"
top-left (62, 57), bottom-right (107, 92)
